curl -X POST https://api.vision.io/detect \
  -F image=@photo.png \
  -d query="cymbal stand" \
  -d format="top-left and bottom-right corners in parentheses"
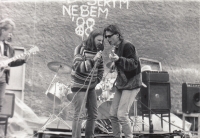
top-left (42, 65), bottom-right (71, 130)
top-left (45, 65), bottom-right (62, 114)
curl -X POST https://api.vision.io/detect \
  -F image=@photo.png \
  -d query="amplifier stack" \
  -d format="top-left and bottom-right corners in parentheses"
top-left (182, 83), bottom-right (200, 114)
top-left (140, 70), bottom-right (171, 132)
top-left (141, 71), bottom-right (171, 111)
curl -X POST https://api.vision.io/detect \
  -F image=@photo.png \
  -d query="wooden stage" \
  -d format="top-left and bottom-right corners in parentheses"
top-left (36, 128), bottom-right (188, 138)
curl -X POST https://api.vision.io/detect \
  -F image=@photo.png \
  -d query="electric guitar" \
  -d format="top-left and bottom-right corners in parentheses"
top-left (0, 46), bottom-right (39, 77)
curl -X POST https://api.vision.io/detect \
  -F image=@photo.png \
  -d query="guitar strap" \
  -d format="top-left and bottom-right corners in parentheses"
top-left (3, 42), bottom-right (11, 57)
top-left (0, 41), bottom-right (4, 56)
top-left (4, 45), bottom-right (7, 56)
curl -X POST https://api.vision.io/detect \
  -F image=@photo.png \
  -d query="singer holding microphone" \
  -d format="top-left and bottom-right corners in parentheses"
top-left (70, 29), bottom-right (104, 138)
top-left (103, 24), bottom-right (142, 138)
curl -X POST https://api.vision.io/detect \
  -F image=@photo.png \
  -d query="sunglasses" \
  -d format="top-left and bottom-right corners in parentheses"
top-left (105, 33), bottom-right (115, 39)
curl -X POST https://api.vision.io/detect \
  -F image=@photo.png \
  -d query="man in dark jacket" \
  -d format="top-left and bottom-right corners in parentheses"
top-left (103, 24), bottom-right (142, 138)
top-left (0, 18), bottom-right (30, 111)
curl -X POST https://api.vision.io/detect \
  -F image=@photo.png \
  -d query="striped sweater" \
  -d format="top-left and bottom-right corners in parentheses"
top-left (70, 44), bottom-right (104, 92)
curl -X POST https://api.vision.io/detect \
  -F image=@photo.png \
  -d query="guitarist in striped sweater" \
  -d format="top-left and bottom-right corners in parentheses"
top-left (0, 18), bottom-right (30, 111)
top-left (70, 29), bottom-right (104, 138)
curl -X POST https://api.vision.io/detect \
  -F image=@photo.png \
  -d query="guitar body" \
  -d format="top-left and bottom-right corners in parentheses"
top-left (0, 56), bottom-right (10, 77)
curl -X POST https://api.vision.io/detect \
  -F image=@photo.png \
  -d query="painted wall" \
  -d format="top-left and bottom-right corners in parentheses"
top-left (0, 0), bottom-right (199, 116)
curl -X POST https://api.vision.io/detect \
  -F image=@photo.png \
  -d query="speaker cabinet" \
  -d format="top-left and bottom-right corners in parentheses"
top-left (182, 83), bottom-right (200, 114)
top-left (0, 93), bottom-right (15, 117)
top-left (141, 82), bottom-right (171, 112)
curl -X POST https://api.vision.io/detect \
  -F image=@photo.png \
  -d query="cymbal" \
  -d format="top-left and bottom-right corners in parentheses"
top-left (47, 61), bottom-right (71, 74)
top-left (106, 62), bottom-right (112, 69)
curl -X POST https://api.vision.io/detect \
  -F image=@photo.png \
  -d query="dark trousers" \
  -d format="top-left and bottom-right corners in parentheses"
top-left (72, 89), bottom-right (98, 138)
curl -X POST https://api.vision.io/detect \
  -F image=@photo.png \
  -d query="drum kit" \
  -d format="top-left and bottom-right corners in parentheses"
top-left (43, 61), bottom-right (145, 133)
top-left (45, 61), bottom-right (115, 104)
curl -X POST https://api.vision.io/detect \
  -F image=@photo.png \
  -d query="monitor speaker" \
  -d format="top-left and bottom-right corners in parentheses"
top-left (0, 93), bottom-right (15, 117)
top-left (141, 82), bottom-right (171, 111)
top-left (182, 83), bottom-right (200, 114)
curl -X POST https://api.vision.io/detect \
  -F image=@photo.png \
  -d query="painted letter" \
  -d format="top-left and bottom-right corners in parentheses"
top-left (72, 5), bottom-right (79, 17)
top-left (90, 6), bottom-right (97, 17)
top-left (80, 5), bottom-right (89, 17)
top-left (120, 0), bottom-right (129, 9)
top-left (104, 0), bottom-right (111, 8)
top-left (98, 7), bottom-right (108, 19)
top-left (97, 0), bottom-right (103, 7)
top-left (87, 0), bottom-right (97, 5)
top-left (63, 5), bottom-right (71, 18)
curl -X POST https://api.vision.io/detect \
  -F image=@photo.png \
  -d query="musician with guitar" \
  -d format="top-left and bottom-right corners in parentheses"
top-left (0, 18), bottom-right (30, 111)
top-left (103, 24), bottom-right (142, 138)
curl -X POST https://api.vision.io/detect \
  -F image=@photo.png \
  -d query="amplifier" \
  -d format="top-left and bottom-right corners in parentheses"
top-left (141, 82), bottom-right (171, 111)
top-left (182, 83), bottom-right (200, 113)
top-left (142, 71), bottom-right (169, 82)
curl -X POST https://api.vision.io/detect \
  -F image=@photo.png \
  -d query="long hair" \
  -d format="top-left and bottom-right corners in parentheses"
top-left (0, 18), bottom-right (15, 36)
top-left (84, 29), bottom-right (104, 52)
top-left (103, 24), bottom-right (123, 40)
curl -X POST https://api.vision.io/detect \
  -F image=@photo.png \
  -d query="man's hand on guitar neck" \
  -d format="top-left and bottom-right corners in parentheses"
top-left (24, 53), bottom-right (31, 63)
top-left (0, 62), bottom-right (10, 71)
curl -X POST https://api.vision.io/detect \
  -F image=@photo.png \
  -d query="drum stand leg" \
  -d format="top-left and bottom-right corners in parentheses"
top-left (45, 67), bottom-right (59, 114)
top-left (41, 114), bottom-right (71, 130)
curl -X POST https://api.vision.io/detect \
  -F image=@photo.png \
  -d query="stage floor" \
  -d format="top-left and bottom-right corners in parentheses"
top-left (36, 129), bottom-right (186, 138)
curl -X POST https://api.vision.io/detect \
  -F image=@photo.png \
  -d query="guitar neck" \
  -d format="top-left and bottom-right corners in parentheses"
top-left (7, 52), bottom-right (29, 64)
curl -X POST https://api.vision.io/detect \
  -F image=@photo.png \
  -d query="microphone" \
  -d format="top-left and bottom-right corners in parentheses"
top-left (111, 49), bottom-right (115, 56)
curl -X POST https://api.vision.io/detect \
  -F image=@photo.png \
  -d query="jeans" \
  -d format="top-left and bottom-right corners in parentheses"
top-left (110, 87), bottom-right (140, 138)
top-left (72, 89), bottom-right (98, 138)
top-left (0, 74), bottom-right (6, 110)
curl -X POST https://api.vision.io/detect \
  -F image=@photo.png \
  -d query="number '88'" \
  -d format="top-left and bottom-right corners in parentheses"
top-left (75, 17), bottom-right (95, 39)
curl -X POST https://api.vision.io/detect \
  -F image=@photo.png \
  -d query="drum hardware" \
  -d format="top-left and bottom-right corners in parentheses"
top-left (130, 100), bottom-right (147, 131)
top-left (95, 119), bottom-right (112, 134)
top-left (42, 61), bottom-right (71, 130)
top-left (66, 91), bottom-right (74, 102)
